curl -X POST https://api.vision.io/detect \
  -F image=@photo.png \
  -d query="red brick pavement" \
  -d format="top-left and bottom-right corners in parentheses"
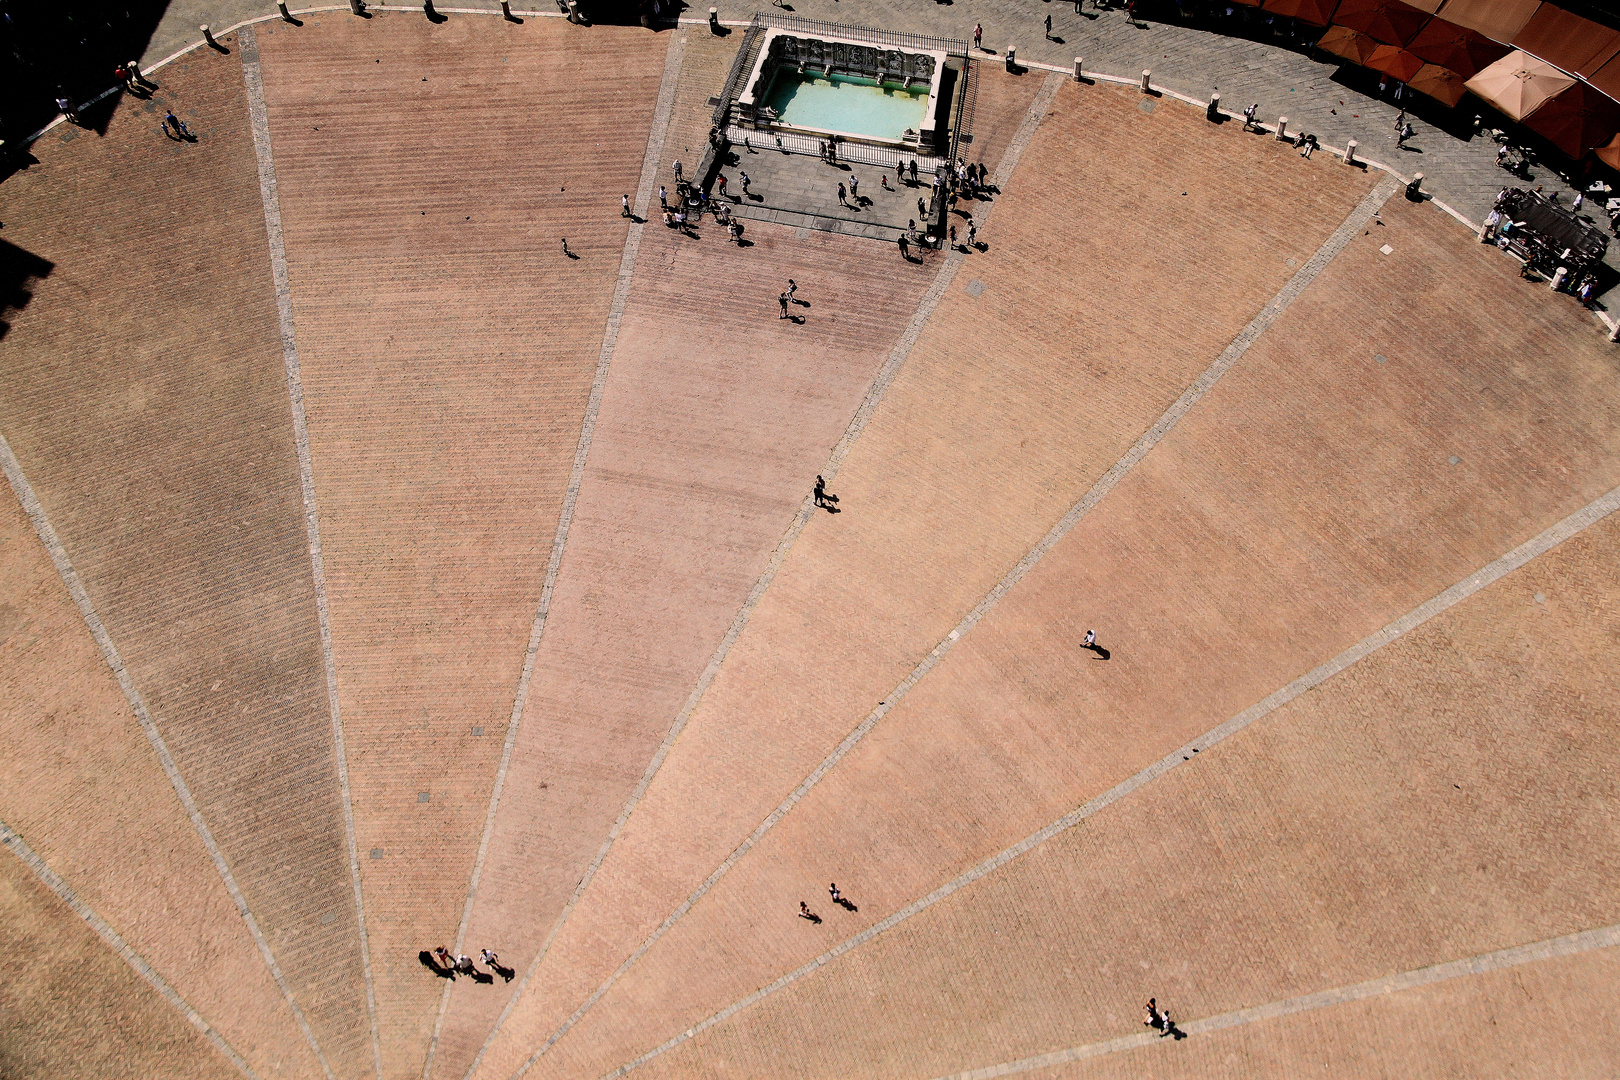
top-left (0, 41), bottom-right (372, 1076)
top-left (487, 79), bottom-right (1377, 1080)
top-left (631, 470), bottom-right (1620, 1080)
top-left (442, 212), bottom-right (936, 1080)
top-left (0, 491), bottom-right (323, 1078)
top-left (586, 197), bottom-right (1620, 1080)
top-left (255, 15), bottom-right (665, 1076)
top-left (1032, 948), bottom-right (1620, 1080)
top-left (0, 852), bottom-right (244, 1080)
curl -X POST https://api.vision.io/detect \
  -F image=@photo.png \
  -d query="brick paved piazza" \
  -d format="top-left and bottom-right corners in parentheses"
top-left (2, 10), bottom-right (1619, 1080)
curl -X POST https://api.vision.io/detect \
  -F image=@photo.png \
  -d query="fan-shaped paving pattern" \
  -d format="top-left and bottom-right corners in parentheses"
top-left (482, 76), bottom-right (1381, 1080)
top-left (1, 14), bottom-right (1618, 1080)
top-left (253, 15), bottom-right (668, 1075)
top-left (0, 40), bottom-right (368, 1078)
top-left (626, 506), bottom-right (1620, 1078)
top-left (0, 475), bottom-right (321, 1079)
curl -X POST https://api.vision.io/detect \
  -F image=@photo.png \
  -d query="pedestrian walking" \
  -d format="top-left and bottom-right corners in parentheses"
top-left (434, 946), bottom-right (454, 971)
top-left (829, 882), bottom-right (841, 902)
top-left (779, 292), bottom-right (791, 318)
top-left (1044, 12), bottom-right (1052, 38)
top-left (1397, 122), bottom-right (1414, 146)
top-left (659, 185), bottom-right (668, 209)
top-left (950, 223), bottom-right (958, 247)
top-left (1242, 102), bottom-right (1257, 131)
top-left (837, 182), bottom-right (849, 207)
top-left (898, 233), bottom-right (910, 259)
top-left (849, 173), bottom-right (859, 200)
top-left (728, 220), bottom-right (741, 243)
top-left (973, 22), bottom-right (983, 49)
top-left (718, 173), bottom-right (728, 198)
top-left (621, 194), bottom-right (632, 217)
top-left (1144, 999), bottom-right (1164, 1031)
top-left (787, 279), bottom-right (798, 303)
top-left (479, 949), bottom-right (499, 967)
top-left (561, 237), bottom-right (571, 256)
top-left (881, 173), bottom-right (892, 191)
top-left (673, 159), bottom-right (683, 181)
top-left (909, 159), bottom-right (919, 183)
top-left (814, 474), bottom-right (829, 506)
top-left (740, 170), bottom-right (750, 195)
top-left (917, 196), bottom-right (927, 218)
top-left (57, 95), bottom-right (80, 125)
top-left (1083, 629), bottom-right (1096, 648)
top-left (968, 220), bottom-right (978, 247)
top-left (114, 64), bottom-right (131, 89)
top-left (454, 954), bottom-right (475, 976)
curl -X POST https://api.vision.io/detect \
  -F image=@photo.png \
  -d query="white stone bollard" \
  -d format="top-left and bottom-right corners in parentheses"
top-left (1074, 56), bottom-right (1084, 81)
top-left (1006, 45), bottom-right (1017, 71)
top-left (1551, 266), bottom-right (1569, 291)
top-left (350, 0), bottom-right (366, 12)
top-left (201, 23), bottom-right (217, 47)
top-left (1207, 92), bottom-right (1221, 121)
top-left (709, 6), bottom-right (719, 30)
top-left (278, 1), bottom-right (294, 21)
top-left (501, 0), bottom-right (515, 17)
top-left (1343, 139), bottom-right (1358, 166)
top-left (1275, 116), bottom-right (1288, 141)
top-left (1609, 320), bottom-right (1620, 342)
top-left (1141, 69), bottom-right (1152, 92)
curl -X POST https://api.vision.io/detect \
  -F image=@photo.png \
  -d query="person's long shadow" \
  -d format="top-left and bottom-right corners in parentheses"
top-left (469, 969), bottom-right (495, 985)
top-left (1082, 642), bottom-right (1111, 661)
top-left (834, 897), bottom-right (858, 912)
top-left (418, 951), bottom-right (455, 980)
top-left (491, 963), bottom-right (516, 983)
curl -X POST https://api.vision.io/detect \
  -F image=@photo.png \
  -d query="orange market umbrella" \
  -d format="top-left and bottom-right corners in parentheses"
top-left (1524, 80), bottom-right (1620, 157)
top-left (1261, 0), bottom-right (1340, 26)
top-left (1405, 17), bottom-right (1510, 79)
top-left (1318, 24), bottom-right (1381, 65)
top-left (1330, 0), bottom-right (1432, 46)
top-left (1594, 132), bottom-right (1620, 171)
top-left (1367, 44), bottom-right (1427, 82)
top-left (1408, 62), bottom-right (1469, 105)
top-left (1465, 50), bottom-right (1577, 121)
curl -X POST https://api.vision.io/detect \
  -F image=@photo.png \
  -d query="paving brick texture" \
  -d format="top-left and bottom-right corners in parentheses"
top-left (443, 161), bottom-right (937, 1080)
top-left (0, 487), bottom-right (323, 1078)
top-left (632, 493), bottom-right (1620, 1080)
top-left (0, 852), bottom-right (243, 1080)
top-left (524, 172), bottom-right (1620, 1080)
top-left (0, 42), bottom-right (371, 1078)
top-left (254, 15), bottom-right (665, 1077)
top-left (1030, 947), bottom-right (1620, 1080)
top-left (481, 76), bottom-right (1378, 1080)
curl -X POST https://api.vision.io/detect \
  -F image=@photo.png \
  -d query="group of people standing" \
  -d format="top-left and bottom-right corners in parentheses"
top-left (430, 946), bottom-right (510, 982)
